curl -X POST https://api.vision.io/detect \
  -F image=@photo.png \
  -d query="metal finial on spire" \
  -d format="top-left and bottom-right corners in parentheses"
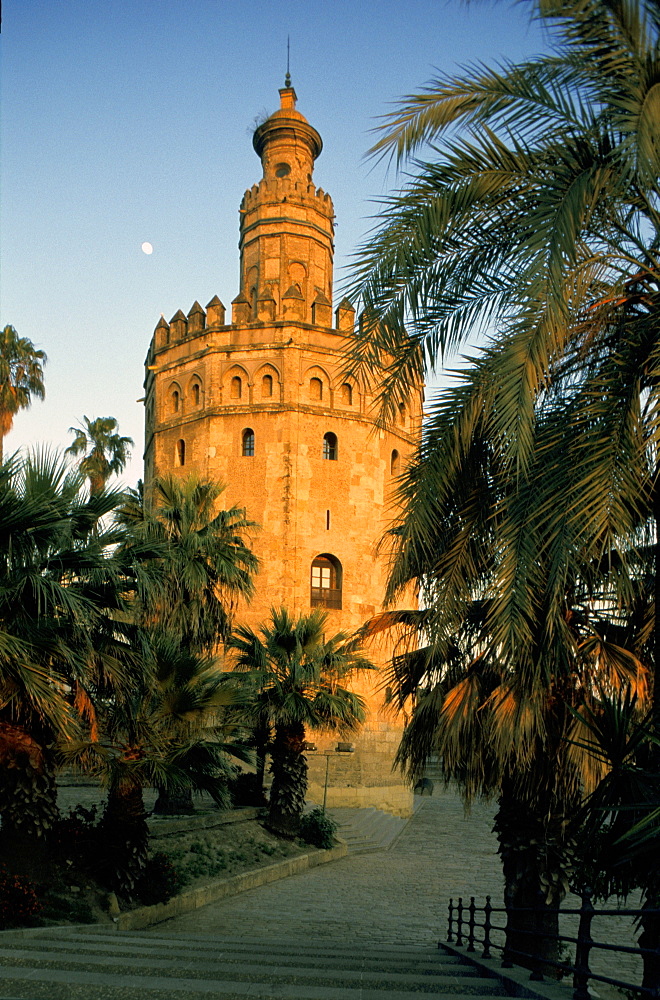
top-left (285, 36), bottom-right (291, 87)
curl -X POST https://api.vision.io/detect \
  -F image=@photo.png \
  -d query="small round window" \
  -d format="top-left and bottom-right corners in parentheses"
top-left (275, 162), bottom-right (291, 178)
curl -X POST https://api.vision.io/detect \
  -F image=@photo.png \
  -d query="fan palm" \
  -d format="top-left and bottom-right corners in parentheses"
top-left (117, 475), bottom-right (258, 653)
top-left (230, 608), bottom-right (374, 837)
top-left (61, 631), bottom-right (251, 898)
top-left (0, 325), bottom-right (46, 463)
top-left (0, 450), bottom-right (128, 866)
top-left (66, 416), bottom-right (133, 495)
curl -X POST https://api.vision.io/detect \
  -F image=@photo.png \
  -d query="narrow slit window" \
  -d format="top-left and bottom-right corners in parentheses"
top-left (262, 374), bottom-right (273, 397)
top-left (323, 432), bottom-right (337, 460)
top-left (341, 383), bottom-right (352, 405)
top-left (175, 439), bottom-right (185, 467)
top-left (242, 428), bottom-right (255, 457)
top-left (231, 376), bottom-right (242, 399)
top-left (326, 510), bottom-right (330, 530)
top-left (310, 377), bottom-right (323, 401)
top-left (171, 389), bottom-right (180, 414)
top-left (391, 449), bottom-right (400, 475)
top-left (191, 382), bottom-right (200, 406)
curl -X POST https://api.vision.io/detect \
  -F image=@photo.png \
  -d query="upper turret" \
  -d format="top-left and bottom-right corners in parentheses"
top-left (235, 80), bottom-right (335, 327)
top-left (253, 79), bottom-right (323, 185)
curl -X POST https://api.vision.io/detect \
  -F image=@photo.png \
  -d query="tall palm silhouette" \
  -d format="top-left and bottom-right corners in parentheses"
top-left (0, 325), bottom-right (46, 463)
top-left (66, 416), bottom-right (133, 495)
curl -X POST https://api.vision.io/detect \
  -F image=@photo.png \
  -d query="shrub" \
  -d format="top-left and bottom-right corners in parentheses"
top-left (0, 867), bottom-right (41, 929)
top-left (298, 808), bottom-right (337, 849)
top-left (51, 805), bottom-right (100, 873)
top-left (134, 853), bottom-right (182, 906)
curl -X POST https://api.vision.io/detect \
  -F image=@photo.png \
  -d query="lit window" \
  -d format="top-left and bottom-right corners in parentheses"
top-left (341, 383), bottom-right (352, 405)
top-left (323, 432), bottom-right (337, 460)
top-left (176, 439), bottom-right (185, 466)
top-left (310, 377), bottom-right (323, 401)
top-left (242, 428), bottom-right (255, 456)
top-left (310, 555), bottom-right (342, 609)
top-left (391, 449), bottom-right (400, 475)
top-left (231, 376), bottom-right (242, 399)
top-left (262, 374), bottom-right (273, 397)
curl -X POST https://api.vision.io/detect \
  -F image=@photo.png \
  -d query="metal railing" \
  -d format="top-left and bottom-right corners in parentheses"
top-left (446, 893), bottom-right (660, 999)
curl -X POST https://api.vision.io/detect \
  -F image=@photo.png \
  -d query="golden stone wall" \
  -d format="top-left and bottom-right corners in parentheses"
top-left (143, 83), bottom-right (421, 816)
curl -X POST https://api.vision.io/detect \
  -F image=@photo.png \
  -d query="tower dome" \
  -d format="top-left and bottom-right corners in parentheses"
top-left (253, 79), bottom-right (323, 185)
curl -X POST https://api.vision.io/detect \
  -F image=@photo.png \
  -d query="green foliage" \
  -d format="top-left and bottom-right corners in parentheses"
top-left (0, 867), bottom-right (41, 929)
top-left (299, 808), bottom-right (337, 849)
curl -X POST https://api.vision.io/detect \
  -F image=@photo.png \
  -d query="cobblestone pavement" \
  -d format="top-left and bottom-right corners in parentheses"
top-left (146, 784), bottom-right (644, 996)
top-left (148, 784), bottom-right (504, 946)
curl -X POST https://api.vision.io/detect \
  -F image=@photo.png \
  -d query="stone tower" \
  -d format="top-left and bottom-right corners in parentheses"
top-left (143, 81), bottom-right (421, 816)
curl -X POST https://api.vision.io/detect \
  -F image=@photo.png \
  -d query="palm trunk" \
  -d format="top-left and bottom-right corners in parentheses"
top-left (639, 480), bottom-right (660, 991)
top-left (267, 721), bottom-right (307, 838)
top-left (99, 779), bottom-right (149, 900)
top-left (495, 771), bottom-right (566, 973)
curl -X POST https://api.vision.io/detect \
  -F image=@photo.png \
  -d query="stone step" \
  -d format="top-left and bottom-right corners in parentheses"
top-left (328, 806), bottom-right (410, 853)
top-left (0, 930), bottom-right (507, 1000)
top-left (0, 947), bottom-right (505, 992)
top-left (4, 938), bottom-right (477, 976)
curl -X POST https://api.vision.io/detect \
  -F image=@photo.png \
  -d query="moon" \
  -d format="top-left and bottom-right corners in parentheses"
top-left (141, 242), bottom-right (154, 255)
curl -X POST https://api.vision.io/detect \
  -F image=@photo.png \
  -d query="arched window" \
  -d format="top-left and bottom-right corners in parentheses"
top-left (191, 382), bottom-right (201, 407)
top-left (310, 555), bottom-right (342, 609)
top-left (175, 439), bottom-right (185, 467)
top-left (171, 389), bottom-right (180, 414)
top-left (398, 402), bottom-right (406, 426)
top-left (231, 376), bottom-right (242, 400)
top-left (310, 377), bottom-right (323, 401)
top-left (242, 428), bottom-right (255, 457)
top-left (323, 432), bottom-right (337, 460)
top-left (250, 287), bottom-right (258, 319)
top-left (341, 383), bottom-right (352, 405)
top-left (262, 374), bottom-right (273, 398)
top-left (391, 449), bottom-right (400, 475)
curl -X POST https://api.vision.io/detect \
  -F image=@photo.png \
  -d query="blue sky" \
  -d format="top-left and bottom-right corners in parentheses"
top-left (1, 0), bottom-right (546, 487)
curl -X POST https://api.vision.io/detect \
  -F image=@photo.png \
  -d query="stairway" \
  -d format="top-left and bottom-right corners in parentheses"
top-left (327, 806), bottom-right (414, 853)
top-left (0, 927), bottom-right (511, 999)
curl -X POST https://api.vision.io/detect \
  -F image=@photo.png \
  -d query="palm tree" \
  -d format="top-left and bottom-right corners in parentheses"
top-left (116, 474), bottom-right (258, 815)
top-left (0, 325), bottom-right (46, 463)
top-left (345, 0), bottom-right (659, 964)
top-left (117, 475), bottom-right (258, 654)
top-left (66, 416), bottom-right (133, 495)
top-left (229, 608), bottom-right (374, 837)
top-left (0, 450), bottom-right (127, 870)
top-left (363, 343), bottom-right (651, 963)
top-left (61, 631), bottom-right (251, 898)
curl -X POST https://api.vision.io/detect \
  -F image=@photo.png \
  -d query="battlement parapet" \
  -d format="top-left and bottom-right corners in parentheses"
top-left (240, 176), bottom-right (334, 217)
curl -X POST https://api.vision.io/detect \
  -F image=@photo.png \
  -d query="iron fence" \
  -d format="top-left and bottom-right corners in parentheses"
top-left (446, 893), bottom-right (660, 1000)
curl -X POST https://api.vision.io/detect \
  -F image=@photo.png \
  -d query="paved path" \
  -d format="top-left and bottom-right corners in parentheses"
top-left (147, 785), bottom-right (504, 946)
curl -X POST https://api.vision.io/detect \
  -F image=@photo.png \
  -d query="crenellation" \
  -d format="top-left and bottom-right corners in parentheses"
top-left (187, 301), bottom-right (206, 333)
top-left (169, 309), bottom-right (188, 341)
top-left (205, 295), bottom-right (226, 327)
